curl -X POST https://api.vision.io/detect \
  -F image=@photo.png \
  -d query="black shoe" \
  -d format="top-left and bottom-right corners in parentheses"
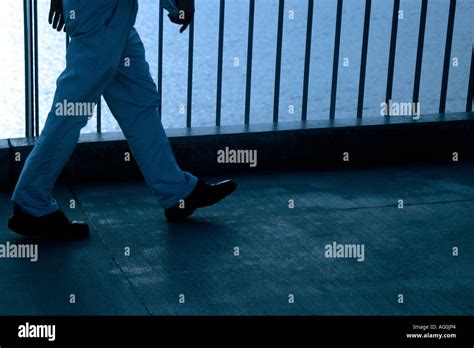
top-left (8, 205), bottom-right (90, 240)
top-left (165, 179), bottom-right (238, 221)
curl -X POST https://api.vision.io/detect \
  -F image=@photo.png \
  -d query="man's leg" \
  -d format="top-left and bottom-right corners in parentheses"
top-left (103, 28), bottom-right (236, 218)
top-left (9, 0), bottom-right (138, 237)
top-left (102, 28), bottom-right (197, 209)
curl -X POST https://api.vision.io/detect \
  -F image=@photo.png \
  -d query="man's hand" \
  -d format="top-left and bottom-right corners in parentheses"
top-left (48, 0), bottom-right (65, 32)
top-left (165, 0), bottom-right (195, 33)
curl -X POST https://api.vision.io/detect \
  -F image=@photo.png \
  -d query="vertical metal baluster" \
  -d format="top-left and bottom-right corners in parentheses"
top-left (413, 0), bottom-right (428, 108)
top-left (187, 20), bottom-right (195, 128)
top-left (23, 0), bottom-right (34, 138)
top-left (244, 0), bottom-right (255, 125)
top-left (357, 0), bottom-right (371, 119)
top-left (33, 0), bottom-right (39, 136)
top-left (439, 0), bottom-right (457, 114)
top-left (273, 0), bottom-right (285, 123)
top-left (302, 0), bottom-right (314, 122)
top-left (96, 101), bottom-right (102, 133)
top-left (385, 0), bottom-right (400, 115)
top-left (216, 0), bottom-right (225, 126)
top-left (330, 0), bottom-right (343, 119)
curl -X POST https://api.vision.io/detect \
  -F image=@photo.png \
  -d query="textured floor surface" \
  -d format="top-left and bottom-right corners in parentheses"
top-left (0, 163), bottom-right (473, 315)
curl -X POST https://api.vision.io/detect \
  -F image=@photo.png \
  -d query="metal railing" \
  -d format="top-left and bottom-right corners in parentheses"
top-left (23, 0), bottom-right (39, 138)
top-left (22, 0), bottom-right (474, 138)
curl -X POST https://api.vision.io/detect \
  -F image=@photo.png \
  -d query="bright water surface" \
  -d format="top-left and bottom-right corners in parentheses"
top-left (0, 0), bottom-right (472, 138)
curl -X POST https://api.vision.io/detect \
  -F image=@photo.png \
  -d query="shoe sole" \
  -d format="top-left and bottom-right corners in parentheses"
top-left (8, 217), bottom-right (89, 240)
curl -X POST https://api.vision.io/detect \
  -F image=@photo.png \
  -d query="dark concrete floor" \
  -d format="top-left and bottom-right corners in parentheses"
top-left (0, 163), bottom-right (473, 315)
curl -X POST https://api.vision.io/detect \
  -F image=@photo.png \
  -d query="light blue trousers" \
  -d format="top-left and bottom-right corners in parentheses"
top-left (12, 0), bottom-right (197, 217)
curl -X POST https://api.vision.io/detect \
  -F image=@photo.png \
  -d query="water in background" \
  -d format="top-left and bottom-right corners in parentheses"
top-left (0, 0), bottom-right (472, 138)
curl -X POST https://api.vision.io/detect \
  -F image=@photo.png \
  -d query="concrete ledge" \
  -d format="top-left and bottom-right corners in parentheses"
top-left (2, 112), bottom-right (474, 188)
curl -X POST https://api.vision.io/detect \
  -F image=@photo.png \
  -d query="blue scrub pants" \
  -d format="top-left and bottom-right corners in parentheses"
top-left (12, 0), bottom-right (197, 217)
